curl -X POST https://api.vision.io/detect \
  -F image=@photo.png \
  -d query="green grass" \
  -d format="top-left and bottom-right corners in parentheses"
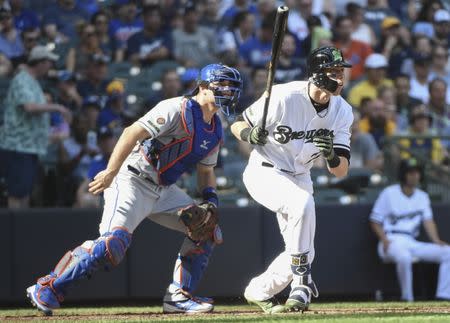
top-left (1, 301), bottom-right (450, 322)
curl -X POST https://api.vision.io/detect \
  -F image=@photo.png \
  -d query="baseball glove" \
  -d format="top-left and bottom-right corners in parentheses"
top-left (178, 203), bottom-right (219, 242)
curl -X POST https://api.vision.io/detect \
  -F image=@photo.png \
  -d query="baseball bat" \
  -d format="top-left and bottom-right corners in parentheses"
top-left (261, 5), bottom-right (289, 132)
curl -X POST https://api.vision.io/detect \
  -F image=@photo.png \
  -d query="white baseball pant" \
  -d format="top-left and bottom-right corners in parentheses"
top-left (378, 234), bottom-right (450, 301)
top-left (242, 163), bottom-right (316, 301)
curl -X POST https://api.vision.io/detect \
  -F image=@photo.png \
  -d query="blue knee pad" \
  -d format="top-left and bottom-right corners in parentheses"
top-left (46, 228), bottom-right (131, 297)
top-left (171, 239), bottom-right (214, 294)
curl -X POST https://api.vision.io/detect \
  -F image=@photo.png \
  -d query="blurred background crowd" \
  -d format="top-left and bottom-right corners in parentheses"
top-left (0, 0), bottom-right (450, 208)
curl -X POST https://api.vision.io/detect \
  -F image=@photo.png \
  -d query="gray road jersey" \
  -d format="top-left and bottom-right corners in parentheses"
top-left (122, 96), bottom-right (219, 184)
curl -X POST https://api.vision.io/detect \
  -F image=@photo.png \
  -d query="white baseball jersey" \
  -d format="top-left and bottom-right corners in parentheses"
top-left (123, 96), bottom-right (219, 184)
top-left (370, 184), bottom-right (433, 237)
top-left (243, 81), bottom-right (353, 177)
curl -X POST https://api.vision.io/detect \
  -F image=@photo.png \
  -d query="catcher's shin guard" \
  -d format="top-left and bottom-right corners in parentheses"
top-left (166, 238), bottom-right (214, 300)
top-left (31, 228), bottom-right (131, 306)
top-left (286, 252), bottom-right (319, 312)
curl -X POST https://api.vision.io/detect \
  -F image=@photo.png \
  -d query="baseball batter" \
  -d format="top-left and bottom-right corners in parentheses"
top-left (26, 64), bottom-right (243, 315)
top-left (370, 158), bottom-right (450, 301)
top-left (231, 46), bottom-right (353, 313)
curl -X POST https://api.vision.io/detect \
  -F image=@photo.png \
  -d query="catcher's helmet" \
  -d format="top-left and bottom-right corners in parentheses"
top-left (398, 158), bottom-right (423, 184)
top-left (196, 64), bottom-right (243, 116)
top-left (307, 46), bottom-right (352, 93)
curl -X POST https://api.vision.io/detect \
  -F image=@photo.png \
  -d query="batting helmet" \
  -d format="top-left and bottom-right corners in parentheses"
top-left (398, 158), bottom-right (423, 184)
top-left (195, 64), bottom-right (243, 116)
top-left (307, 46), bottom-right (352, 93)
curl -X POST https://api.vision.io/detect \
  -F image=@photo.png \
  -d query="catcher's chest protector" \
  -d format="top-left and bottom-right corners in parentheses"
top-left (142, 98), bottom-right (223, 185)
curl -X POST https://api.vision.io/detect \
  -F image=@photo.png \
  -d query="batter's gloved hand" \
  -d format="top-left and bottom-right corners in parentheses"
top-left (249, 126), bottom-right (269, 146)
top-left (178, 203), bottom-right (219, 242)
top-left (312, 135), bottom-right (335, 160)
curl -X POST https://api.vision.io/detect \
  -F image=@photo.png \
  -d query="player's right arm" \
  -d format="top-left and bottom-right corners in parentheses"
top-left (369, 189), bottom-right (390, 253)
top-left (88, 123), bottom-right (149, 195)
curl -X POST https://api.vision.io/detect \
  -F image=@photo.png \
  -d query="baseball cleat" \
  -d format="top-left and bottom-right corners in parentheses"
top-left (244, 292), bottom-right (285, 314)
top-left (26, 284), bottom-right (59, 316)
top-left (192, 295), bottom-right (214, 304)
top-left (163, 298), bottom-right (214, 313)
top-left (284, 286), bottom-right (312, 312)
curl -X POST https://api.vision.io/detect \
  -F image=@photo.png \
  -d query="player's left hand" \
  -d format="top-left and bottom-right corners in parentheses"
top-left (313, 135), bottom-right (335, 160)
top-left (88, 169), bottom-right (117, 195)
top-left (178, 203), bottom-right (219, 242)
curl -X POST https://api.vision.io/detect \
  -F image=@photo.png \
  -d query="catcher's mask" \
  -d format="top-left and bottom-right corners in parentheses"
top-left (398, 158), bottom-right (423, 184)
top-left (307, 46), bottom-right (352, 93)
top-left (192, 63), bottom-right (243, 116)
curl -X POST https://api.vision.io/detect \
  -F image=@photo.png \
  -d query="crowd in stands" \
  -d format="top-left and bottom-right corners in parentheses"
top-left (0, 0), bottom-right (450, 208)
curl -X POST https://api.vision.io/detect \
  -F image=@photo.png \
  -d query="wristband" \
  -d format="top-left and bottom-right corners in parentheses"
top-left (202, 186), bottom-right (218, 207)
top-left (239, 127), bottom-right (251, 142)
top-left (327, 154), bottom-right (341, 168)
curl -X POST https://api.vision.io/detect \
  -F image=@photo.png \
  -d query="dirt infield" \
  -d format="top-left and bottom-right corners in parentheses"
top-left (3, 304), bottom-right (450, 322)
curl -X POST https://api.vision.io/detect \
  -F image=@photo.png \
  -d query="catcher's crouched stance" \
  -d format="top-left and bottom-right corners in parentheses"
top-left (26, 64), bottom-right (242, 315)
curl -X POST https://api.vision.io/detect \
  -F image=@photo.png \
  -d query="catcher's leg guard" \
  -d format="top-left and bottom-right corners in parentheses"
top-left (164, 238), bottom-right (214, 313)
top-left (27, 228), bottom-right (131, 314)
top-left (285, 252), bottom-right (319, 312)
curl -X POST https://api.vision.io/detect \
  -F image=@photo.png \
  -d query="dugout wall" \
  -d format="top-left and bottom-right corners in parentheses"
top-left (1, 205), bottom-right (449, 304)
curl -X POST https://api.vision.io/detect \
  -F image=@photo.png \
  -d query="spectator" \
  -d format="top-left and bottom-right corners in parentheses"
top-left (409, 54), bottom-right (433, 104)
top-left (218, 11), bottom-right (256, 58)
top-left (109, 0), bottom-right (143, 61)
top-left (55, 70), bottom-right (83, 112)
top-left (364, 0), bottom-right (396, 40)
top-left (77, 53), bottom-right (111, 102)
top-left (221, 0), bottom-right (257, 28)
top-left (66, 23), bottom-right (105, 74)
top-left (350, 110), bottom-right (383, 171)
top-left (82, 95), bottom-right (102, 131)
top-left (430, 45), bottom-right (450, 86)
top-left (275, 33), bottom-right (305, 83)
top-left (238, 11), bottom-right (273, 69)
top-left (412, 0), bottom-right (443, 38)
top-left (199, 0), bottom-right (221, 30)
top-left (10, 27), bottom-right (39, 69)
top-left (348, 53), bottom-right (393, 108)
top-left (254, 0), bottom-right (277, 28)
top-left (0, 46), bottom-right (71, 208)
top-left (378, 16), bottom-right (411, 79)
top-left (143, 69), bottom-right (182, 111)
top-left (286, 0), bottom-right (329, 42)
top-left (346, 2), bottom-right (376, 47)
top-left (359, 98), bottom-right (396, 148)
top-left (400, 35), bottom-right (432, 78)
top-left (91, 10), bottom-right (115, 59)
top-left (399, 104), bottom-right (446, 164)
top-left (126, 5), bottom-right (172, 67)
top-left (172, 1), bottom-right (216, 67)
top-left (432, 9), bottom-right (450, 47)
top-left (97, 80), bottom-right (126, 137)
top-left (10, 0), bottom-right (39, 32)
top-left (41, 0), bottom-right (90, 41)
top-left (75, 126), bottom-right (117, 208)
top-left (394, 74), bottom-right (422, 131)
top-left (0, 8), bottom-right (24, 61)
top-left (333, 15), bottom-right (373, 82)
top-left (428, 78), bottom-right (450, 137)
top-left (370, 158), bottom-right (450, 302)
top-left (59, 113), bottom-right (98, 206)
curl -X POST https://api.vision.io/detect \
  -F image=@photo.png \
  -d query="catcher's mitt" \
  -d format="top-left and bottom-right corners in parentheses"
top-left (178, 203), bottom-right (219, 242)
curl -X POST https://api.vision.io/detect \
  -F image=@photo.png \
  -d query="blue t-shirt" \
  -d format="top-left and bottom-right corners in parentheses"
top-left (239, 36), bottom-right (272, 68)
top-left (97, 106), bottom-right (124, 137)
top-left (126, 30), bottom-right (172, 63)
top-left (87, 155), bottom-right (108, 180)
top-left (109, 18), bottom-right (144, 49)
top-left (14, 9), bottom-right (40, 31)
top-left (42, 3), bottom-right (90, 38)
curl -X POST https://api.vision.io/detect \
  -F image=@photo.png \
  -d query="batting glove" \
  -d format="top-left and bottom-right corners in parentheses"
top-left (312, 135), bottom-right (335, 160)
top-left (249, 126), bottom-right (269, 146)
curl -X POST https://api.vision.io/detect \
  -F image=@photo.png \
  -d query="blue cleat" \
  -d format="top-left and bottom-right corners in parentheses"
top-left (163, 298), bottom-right (214, 313)
top-left (26, 281), bottom-right (60, 316)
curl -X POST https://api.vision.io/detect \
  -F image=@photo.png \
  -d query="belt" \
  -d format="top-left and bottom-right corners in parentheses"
top-left (385, 230), bottom-right (413, 236)
top-left (261, 162), bottom-right (294, 174)
top-left (127, 165), bottom-right (159, 186)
